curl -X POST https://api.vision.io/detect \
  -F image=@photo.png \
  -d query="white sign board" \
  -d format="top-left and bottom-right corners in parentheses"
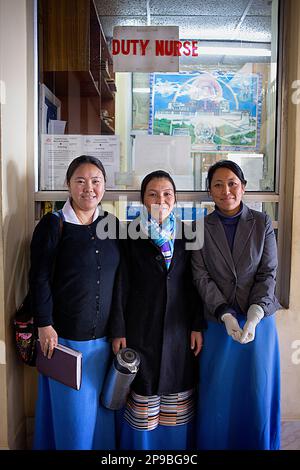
top-left (40, 135), bottom-right (120, 190)
top-left (113, 26), bottom-right (180, 72)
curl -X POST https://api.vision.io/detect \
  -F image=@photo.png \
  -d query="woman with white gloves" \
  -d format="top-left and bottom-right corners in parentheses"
top-left (191, 160), bottom-right (281, 450)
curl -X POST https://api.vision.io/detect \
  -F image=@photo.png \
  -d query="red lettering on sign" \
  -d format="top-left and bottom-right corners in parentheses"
top-left (112, 39), bottom-right (198, 57)
top-left (121, 40), bottom-right (131, 55)
top-left (140, 40), bottom-right (150, 56)
top-left (174, 41), bottom-right (182, 56)
top-left (166, 41), bottom-right (175, 56)
top-left (182, 41), bottom-right (191, 56)
top-left (191, 40), bottom-right (198, 57)
top-left (131, 39), bottom-right (139, 55)
top-left (156, 40), bottom-right (165, 56)
top-left (155, 40), bottom-right (198, 57)
top-left (112, 39), bottom-right (120, 55)
top-left (112, 39), bottom-right (150, 56)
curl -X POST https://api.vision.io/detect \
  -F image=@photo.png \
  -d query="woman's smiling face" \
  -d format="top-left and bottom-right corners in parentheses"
top-left (68, 163), bottom-right (105, 213)
top-left (143, 177), bottom-right (176, 223)
top-left (209, 167), bottom-right (245, 216)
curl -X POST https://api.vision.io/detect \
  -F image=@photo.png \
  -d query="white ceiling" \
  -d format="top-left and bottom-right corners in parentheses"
top-left (95, 0), bottom-right (274, 42)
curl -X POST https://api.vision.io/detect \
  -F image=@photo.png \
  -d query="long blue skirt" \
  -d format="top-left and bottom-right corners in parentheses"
top-left (116, 411), bottom-right (196, 450)
top-left (33, 337), bottom-right (115, 450)
top-left (196, 314), bottom-right (280, 450)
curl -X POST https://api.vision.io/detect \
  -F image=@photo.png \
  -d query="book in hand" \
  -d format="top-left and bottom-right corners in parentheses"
top-left (36, 340), bottom-right (82, 390)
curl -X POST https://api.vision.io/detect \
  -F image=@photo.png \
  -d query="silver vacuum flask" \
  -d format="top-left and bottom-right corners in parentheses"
top-left (101, 348), bottom-right (140, 410)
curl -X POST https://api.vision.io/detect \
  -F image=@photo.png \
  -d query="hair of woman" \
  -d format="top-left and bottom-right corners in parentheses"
top-left (206, 160), bottom-right (247, 191)
top-left (66, 155), bottom-right (107, 184)
top-left (140, 170), bottom-right (177, 203)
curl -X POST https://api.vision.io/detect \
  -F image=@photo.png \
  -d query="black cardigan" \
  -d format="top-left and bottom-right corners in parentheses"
top-left (109, 220), bottom-right (205, 396)
top-left (29, 212), bottom-right (120, 340)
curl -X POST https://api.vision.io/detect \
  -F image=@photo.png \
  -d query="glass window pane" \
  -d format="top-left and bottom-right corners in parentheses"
top-left (37, 0), bottom-right (119, 191)
top-left (128, 6), bottom-right (279, 191)
top-left (38, 0), bottom-right (279, 193)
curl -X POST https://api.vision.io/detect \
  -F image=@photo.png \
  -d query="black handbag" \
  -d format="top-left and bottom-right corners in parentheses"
top-left (13, 293), bottom-right (37, 366)
top-left (13, 211), bottom-right (64, 366)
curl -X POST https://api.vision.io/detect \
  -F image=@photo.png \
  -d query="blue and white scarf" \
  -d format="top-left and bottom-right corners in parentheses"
top-left (141, 209), bottom-right (176, 270)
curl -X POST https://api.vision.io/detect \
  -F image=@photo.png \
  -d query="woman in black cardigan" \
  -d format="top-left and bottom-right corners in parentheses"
top-left (110, 170), bottom-right (205, 450)
top-left (30, 155), bottom-right (120, 450)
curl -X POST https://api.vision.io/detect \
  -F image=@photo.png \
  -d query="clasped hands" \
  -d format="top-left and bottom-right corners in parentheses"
top-left (221, 304), bottom-right (264, 344)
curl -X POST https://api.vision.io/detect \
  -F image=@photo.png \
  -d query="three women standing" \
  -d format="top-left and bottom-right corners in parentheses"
top-left (31, 156), bottom-right (281, 451)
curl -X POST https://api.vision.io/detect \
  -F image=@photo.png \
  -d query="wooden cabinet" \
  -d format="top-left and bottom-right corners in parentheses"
top-left (40, 0), bottom-right (116, 134)
top-left (100, 37), bottom-right (116, 134)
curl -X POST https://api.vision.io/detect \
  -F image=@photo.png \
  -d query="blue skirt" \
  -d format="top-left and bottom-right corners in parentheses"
top-left (116, 410), bottom-right (196, 450)
top-left (196, 314), bottom-right (280, 450)
top-left (33, 337), bottom-right (115, 450)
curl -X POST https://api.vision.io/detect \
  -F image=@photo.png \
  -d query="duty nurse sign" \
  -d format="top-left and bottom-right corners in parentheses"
top-left (112, 26), bottom-right (198, 72)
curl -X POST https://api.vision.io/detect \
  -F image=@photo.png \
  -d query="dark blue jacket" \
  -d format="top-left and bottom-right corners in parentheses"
top-left (109, 219), bottom-right (205, 396)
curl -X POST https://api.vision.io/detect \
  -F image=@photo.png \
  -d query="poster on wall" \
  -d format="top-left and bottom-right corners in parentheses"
top-left (40, 135), bottom-right (120, 190)
top-left (149, 71), bottom-right (262, 151)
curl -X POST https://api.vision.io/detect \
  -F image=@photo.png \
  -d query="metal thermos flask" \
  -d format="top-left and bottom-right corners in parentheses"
top-left (101, 348), bottom-right (140, 410)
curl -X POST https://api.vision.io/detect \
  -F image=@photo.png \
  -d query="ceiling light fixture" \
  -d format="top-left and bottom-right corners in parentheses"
top-left (197, 46), bottom-right (271, 57)
top-left (132, 88), bottom-right (151, 93)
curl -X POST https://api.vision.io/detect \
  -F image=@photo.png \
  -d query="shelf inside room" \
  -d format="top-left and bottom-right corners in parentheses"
top-left (100, 118), bottom-right (115, 134)
top-left (40, 0), bottom-right (116, 135)
top-left (43, 71), bottom-right (101, 98)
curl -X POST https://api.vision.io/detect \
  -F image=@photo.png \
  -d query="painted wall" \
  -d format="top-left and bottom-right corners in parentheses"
top-left (0, 0), bottom-right (35, 449)
top-left (277, 0), bottom-right (300, 421)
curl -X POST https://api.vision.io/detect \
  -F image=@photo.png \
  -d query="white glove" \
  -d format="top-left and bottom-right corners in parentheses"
top-left (240, 304), bottom-right (264, 344)
top-left (221, 313), bottom-right (243, 341)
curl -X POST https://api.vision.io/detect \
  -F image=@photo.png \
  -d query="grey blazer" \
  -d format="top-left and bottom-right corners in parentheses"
top-left (191, 204), bottom-right (281, 321)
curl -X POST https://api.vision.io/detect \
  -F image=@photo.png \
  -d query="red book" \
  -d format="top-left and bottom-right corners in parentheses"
top-left (36, 341), bottom-right (82, 390)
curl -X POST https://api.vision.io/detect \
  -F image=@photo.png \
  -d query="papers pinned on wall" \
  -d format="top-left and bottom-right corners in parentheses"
top-left (48, 120), bottom-right (67, 135)
top-left (40, 135), bottom-right (120, 190)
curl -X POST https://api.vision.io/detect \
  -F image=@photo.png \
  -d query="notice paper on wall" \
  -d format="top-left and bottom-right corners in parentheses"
top-left (133, 135), bottom-right (193, 190)
top-left (48, 119), bottom-right (67, 135)
top-left (40, 135), bottom-right (120, 190)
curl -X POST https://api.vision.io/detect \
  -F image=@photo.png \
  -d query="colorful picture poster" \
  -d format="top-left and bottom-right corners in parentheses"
top-left (149, 71), bottom-right (262, 151)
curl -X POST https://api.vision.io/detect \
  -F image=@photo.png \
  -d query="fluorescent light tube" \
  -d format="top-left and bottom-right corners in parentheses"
top-left (132, 88), bottom-right (151, 93)
top-left (198, 46), bottom-right (271, 57)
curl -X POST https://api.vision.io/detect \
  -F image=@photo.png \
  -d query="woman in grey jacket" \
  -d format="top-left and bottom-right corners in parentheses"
top-left (191, 160), bottom-right (281, 450)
